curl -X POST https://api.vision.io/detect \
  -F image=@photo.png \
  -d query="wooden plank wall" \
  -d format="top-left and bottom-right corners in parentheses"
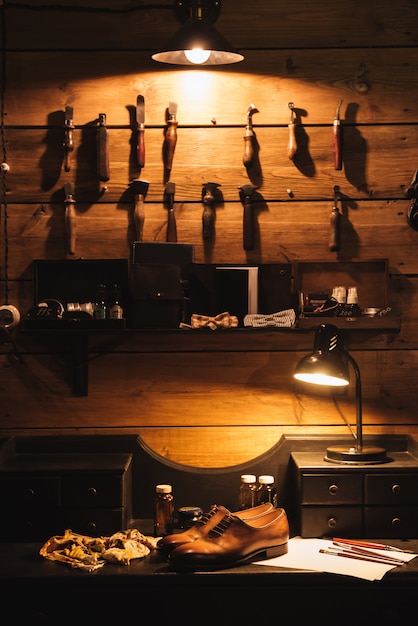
top-left (1, 0), bottom-right (418, 467)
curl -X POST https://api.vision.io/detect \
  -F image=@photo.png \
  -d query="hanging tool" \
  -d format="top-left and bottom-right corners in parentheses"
top-left (329, 185), bottom-right (341, 252)
top-left (136, 95), bottom-right (145, 169)
top-left (406, 170), bottom-right (418, 231)
top-left (63, 105), bottom-right (74, 173)
top-left (238, 184), bottom-right (258, 251)
top-left (287, 102), bottom-right (298, 160)
top-left (96, 113), bottom-right (110, 182)
top-left (64, 182), bottom-right (76, 255)
top-left (243, 104), bottom-right (259, 168)
top-left (333, 99), bottom-right (343, 170)
top-left (164, 181), bottom-right (177, 242)
top-left (202, 182), bottom-right (220, 241)
top-left (129, 179), bottom-right (149, 241)
top-left (163, 101), bottom-right (178, 175)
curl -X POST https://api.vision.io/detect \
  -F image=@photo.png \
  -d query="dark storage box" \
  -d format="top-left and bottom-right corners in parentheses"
top-left (24, 259), bottom-right (129, 330)
top-left (130, 242), bottom-right (194, 329)
top-left (188, 263), bottom-right (293, 326)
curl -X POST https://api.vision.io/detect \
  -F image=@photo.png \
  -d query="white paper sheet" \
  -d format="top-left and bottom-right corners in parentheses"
top-left (254, 537), bottom-right (417, 581)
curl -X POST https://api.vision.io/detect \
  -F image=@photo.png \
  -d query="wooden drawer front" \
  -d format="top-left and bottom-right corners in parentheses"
top-left (0, 508), bottom-right (60, 542)
top-left (301, 474), bottom-right (363, 505)
top-left (365, 507), bottom-right (418, 538)
top-left (61, 508), bottom-right (126, 536)
top-left (62, 474), bottom-right (125, 507)
top-left (300, 506), bottom-right (363, 538)
top-left (0, 477), bottom-right (60, 507)
top-left (365, 474), bottom-right (418, 505)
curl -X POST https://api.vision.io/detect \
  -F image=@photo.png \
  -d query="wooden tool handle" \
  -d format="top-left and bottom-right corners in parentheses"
top-left (243, 131), bottom-right (254, 167)
top-left (329, 206), bottom-right (341, 252)
top-left (202, 206), bottom-right (215, 241)
top-left (333, 120), bottom-right (343, 170)
top-left (65, 204), bottom-right (76, 255)
top-left (164, 121), bottom-right (178, 171)
top-left (134, 194), bottom-right (145, 241)
top-left (166, 208), bottom-right (177, 242)
top-left (64, 127), bottom-right (74, 173)
top-left (288, 121), bottom-right (297, 160)
top-left (137, 127), bottom-right (145, 169)
top-left (97, 126), bottom-right (110, 181)
top-left (243, 197), bottom-right (254, 251)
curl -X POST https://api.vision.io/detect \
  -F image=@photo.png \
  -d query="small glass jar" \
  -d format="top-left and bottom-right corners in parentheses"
top-left (238, 474), bottom-right (257, 510)
top-left (257, 474), bottom-right (278, 507)
top-left (178, 506), bottom-right (203, 529)
top-left (154, 484), bottom-right (174, 537)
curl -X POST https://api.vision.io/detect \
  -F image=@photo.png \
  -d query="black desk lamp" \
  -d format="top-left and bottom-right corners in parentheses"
top-left (293, 323), bottom-right (388, 464)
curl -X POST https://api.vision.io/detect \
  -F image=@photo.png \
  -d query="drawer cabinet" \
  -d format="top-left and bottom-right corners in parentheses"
top-left (0, 453), bottom-right (133, 541)
top-left (291, 451), bottom-right (418, 539)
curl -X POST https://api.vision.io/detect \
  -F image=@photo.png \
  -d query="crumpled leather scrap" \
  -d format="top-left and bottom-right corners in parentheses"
top-left (40, 528), bottom-right (159, 572)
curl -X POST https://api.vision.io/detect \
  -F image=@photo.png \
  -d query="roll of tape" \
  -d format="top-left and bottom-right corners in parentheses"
top-left (0, 304), bottom-right (20, 329)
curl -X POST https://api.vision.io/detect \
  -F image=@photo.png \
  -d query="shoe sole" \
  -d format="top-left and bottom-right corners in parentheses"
top-left (169, 541), bottom-right (288, 571)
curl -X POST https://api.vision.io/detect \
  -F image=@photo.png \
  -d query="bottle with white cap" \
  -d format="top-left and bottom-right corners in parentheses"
top-left (346, 286), bottom-right (362, 317)
top-left (154, 484), bottom-right (174, 537)
top-left (238, 474), bottom-right (257, 510)
top-left (257, 475), bottom-right (278, 507)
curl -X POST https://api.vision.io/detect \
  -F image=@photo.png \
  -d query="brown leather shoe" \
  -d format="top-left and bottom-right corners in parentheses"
top-left (157, 503), bottom-right (273, 553)
top-left (167, 507), bottom-right (289, 570)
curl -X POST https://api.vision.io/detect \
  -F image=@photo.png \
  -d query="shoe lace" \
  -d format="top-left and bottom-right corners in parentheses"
top-left (196, 504), bottom-right (219, 527)
top-left (208, 513), bottom-right (234, 538)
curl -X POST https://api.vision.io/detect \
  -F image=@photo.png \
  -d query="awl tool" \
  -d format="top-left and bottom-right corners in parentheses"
top-left (164, 181), bottom-right (177, 242)
top-left (64, 182), bottom-right (76, 255)
top-left (329, 186), bottom-right (341, 252)
top-left (164, 101), bottom-right (178, 176)
top-left (239, 184), bottom-right (258, 251)
top-left (136, 95), bottom-right (145, 169)
top-left (333, 99), bottom-right (343, 170)
top-left (63, 105), bottom-right (74, 172)
top-left (287, 102), bottom-right (297, 160)
top-left (243, 104), bottom-right (259, 168)
top-left (130, 179), bottom-right (149, 241)
top-left (202, 182), bottom-right (221, 241)
top-left (96, 113), bottom-right (110, 182)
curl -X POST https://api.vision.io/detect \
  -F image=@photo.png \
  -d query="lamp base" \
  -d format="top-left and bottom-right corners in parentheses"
top-left (325, 445), bottom-right (389, 465)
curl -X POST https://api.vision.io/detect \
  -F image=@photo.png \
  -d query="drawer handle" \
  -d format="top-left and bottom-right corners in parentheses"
top-left (391, 517), bottom-right (401, 527)
top-left (327, 517), bottom-right (337, 529)
top-left (87, 487), bottom-right (97, 498)
top-left (23, 488), bottom-right (35, 499)
top-left (328, 484), bottom-right (339, 496)
top-left (392, 484), bottom-right (401, 494)
top-left (86, 522), bottom-right (97, 533)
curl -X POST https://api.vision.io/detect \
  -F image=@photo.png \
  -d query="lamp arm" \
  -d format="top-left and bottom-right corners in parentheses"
top-left (345, 351), bottom-right (363, 450)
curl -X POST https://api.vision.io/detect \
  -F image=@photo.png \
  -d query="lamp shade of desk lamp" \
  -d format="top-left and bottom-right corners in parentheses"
top-left (293, 324), bottom-right (387, 464)
top-left (151, 0), bottom-right (244, 66)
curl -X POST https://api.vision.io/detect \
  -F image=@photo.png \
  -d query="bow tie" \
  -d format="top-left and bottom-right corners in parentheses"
top-left (244, 309), bottom-right (296, 328)
top-left (180, 312), bottom-right (239, 330)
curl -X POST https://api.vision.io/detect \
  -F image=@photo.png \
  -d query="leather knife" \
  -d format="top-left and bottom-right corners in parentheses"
top-left (164, 101), bottom-right (178, 174)
top-left (164, 181), bottom-right (177, 242)
top-left (333, 99), bottom-right (343, 170)
top-left (136, 95), bottom-right (145, 169)
top-left (64, 182), bottom-right (76, 255)
top-left (287, 102), bottom-right (297, 160)
top-left (329, 186), bottom-right (341, 252)
top-left (63, 105), bottom-right (74, 173)
top-left (97, 113), bottom-right (110, 182)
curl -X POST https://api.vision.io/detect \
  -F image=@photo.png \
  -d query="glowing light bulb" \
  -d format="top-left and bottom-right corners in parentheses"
top-left (184, 48), bottom-right (211, 64)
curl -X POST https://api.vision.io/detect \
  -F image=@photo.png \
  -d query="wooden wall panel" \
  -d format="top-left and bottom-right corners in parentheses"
top-left (1, 0), bottom-right (418, 467)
